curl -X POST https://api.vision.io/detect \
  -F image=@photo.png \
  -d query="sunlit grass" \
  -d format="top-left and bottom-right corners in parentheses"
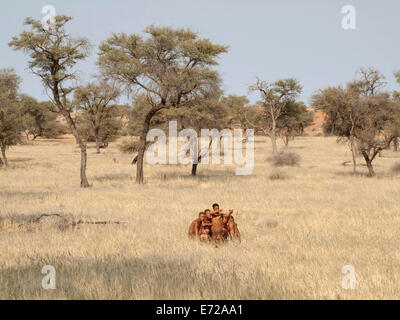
top-left (1, 136), bottom-right (400, 299)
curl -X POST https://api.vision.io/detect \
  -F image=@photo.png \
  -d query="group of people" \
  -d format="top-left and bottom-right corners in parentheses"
top-left (188, 203), bottom-right (241, 244)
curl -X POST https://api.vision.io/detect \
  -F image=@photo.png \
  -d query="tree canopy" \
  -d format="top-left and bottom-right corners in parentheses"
top-left (97, 26), bottom-right (228, 183)
top-left (10, 15), bottom-right (92, 187)
top-left (0, 68), bottom-right (23, 166)
top-left (249, 78), bottom-right (303, 152)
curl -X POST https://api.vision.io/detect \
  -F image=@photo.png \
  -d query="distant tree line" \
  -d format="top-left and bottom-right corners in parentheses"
top-left (3, 14), bottom-right (397, 185)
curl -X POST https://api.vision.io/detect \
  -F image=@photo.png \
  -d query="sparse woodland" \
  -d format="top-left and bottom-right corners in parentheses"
top-left (1, 14), bottom-right (400, 300)
top-left (5, 16), bottom-right (400, 182)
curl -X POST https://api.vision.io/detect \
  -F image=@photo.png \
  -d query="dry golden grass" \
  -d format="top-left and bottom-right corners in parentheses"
top-left (1, 136), bottom-right (400, 299)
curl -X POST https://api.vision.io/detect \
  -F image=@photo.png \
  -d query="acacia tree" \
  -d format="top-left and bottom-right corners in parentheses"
top-left (393, 71), bottom-right (400, 151)
top-left (313, 82), bottom-right (398, 176)
top-left (164, 94), bottom-right (228, 176)
top-left (276, 101), bottom-right (313, 146)
top-left (312, 86), bottom-right (360, 173)
top-left (98, 26), bottom-right (227, 183)
top-left (348, 67), bottom-right (386, 97)
top-left (10, 16), bottom-right (92, 187)
top-left (125, 92), bottom-right (226, 176)
top-left (347, 68), bottom-right (394, 169)
top-left (0, 68), bottom-right (23, 166)
top-left (221, 94), bottom-right (259, 142)
top-left (313, 68), bottom-right (391, 175)
top-left (355, 94), bottom-right (397, 176)
top-left (20, 95), bottom-right (64, 140)
top-left (74, 81), bottom-right (121, 153)
top-left (222, 95), bottom-right (250, 128)
top-left (119, 94), bottom-right (171, 161)
top-left (249, 78), bottom-right (302, 153)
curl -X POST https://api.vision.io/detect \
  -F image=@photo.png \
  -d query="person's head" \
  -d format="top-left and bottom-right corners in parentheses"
top-left (204, 209), bottom-right (211, 219)
top-left (198, 212), bottom-right (205, 220)
top-left (212, 203), bottom-right (220, 213)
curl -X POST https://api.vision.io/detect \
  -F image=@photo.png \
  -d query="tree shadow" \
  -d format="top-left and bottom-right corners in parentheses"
top-left (0, 255), bottom-right (286, 300)
top-left (286, 146), bottom-right (306, 150)
top-left (0, 190), bottom-right (53, 198)
top-left (92, 173), bottom-right (133, 183)
top-left (9, 158), bottom-right (33, 163)
top-left (156, 169), bottom-right (254, 184)
top-left (334, 171), bottom-right (373, 178)
top-left (0, 211), bottom-right (72, 232)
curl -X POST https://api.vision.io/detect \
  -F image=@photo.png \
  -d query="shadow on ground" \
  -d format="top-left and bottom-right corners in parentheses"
top-left (0, 190), bottom-right (53, 199)
top-left (9, 158), bottom-right (33, 163)
top-left (0, 255), bottom-right (288, 299)
top-left (92, 173), bottom-right (133, 183)
top-left (155, 169), bottom-right (254, 184)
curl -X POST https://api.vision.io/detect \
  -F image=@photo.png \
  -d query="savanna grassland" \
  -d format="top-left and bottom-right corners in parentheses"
top-left (1, 136), bottom-right (400, 299)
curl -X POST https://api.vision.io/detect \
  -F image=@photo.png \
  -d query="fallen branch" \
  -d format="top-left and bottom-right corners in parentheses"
top-left (29, 214), bottom-right (127, 227)
top-left (342, 161), bottom-right (367, 167)
top-left (71, 219), bottom-right (126, 226)
top-left (31, 213), bottom-right (68, 223)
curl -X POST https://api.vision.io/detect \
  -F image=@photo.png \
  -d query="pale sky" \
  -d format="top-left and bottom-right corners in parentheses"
top-left (1, 0), bottom-right (400, 104)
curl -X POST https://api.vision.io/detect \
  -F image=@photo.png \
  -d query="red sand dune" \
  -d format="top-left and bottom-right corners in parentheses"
top-left (304, 106), bottom-right (326, 136)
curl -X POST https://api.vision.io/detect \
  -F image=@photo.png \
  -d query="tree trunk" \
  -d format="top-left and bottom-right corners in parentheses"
top-left (191, 153), bottom-right (202, 176)
top-left (80, 145), bottom-right (90, 188)
top-left (136, 141), bottom-right (146, 184)
top-left (0, 154), bottom-right (3, 167)
top-left (365, 159), bottom-right (375, 177)
top-left (270, 118), bottom-right (278, 153)
top-left (361, 151), bottom-right (375, 177)
top-left (95, 136), bottom-right (101, 154)
top-left (94, 127), bottom-right (101, 154)
top-left (1, 146), bottom-right (8, 167)
top-left (191, 138), bottom-right (212, 176)
top-left (394, 138), bottom-right (399, 152)
top-left (284, 135), bottom-right (289, 147)
top-left (136, 107), bottom-right (161, 184)
top-left (58, 108), bottom-right (90, 188)
top-left (50, 82), bottom-right (91, 188)
top-left (191, 163), bottom-right (198, 176)
top-left (270, 132), bottom-right (278, 153)
top-left (191, 143), bottom-right (200, 176)
top-left (350, 137), bottom-right (357, 174)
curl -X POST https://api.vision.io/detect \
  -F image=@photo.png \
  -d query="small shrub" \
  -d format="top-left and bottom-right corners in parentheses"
top-left (119, 139), bottom-right (140, 154)
top-left (391, 162), bottom-right (400, 173)
top-left (268, 169), bottom-right (288, 180)
top-left (268, 150), bottom-right (300, 167)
